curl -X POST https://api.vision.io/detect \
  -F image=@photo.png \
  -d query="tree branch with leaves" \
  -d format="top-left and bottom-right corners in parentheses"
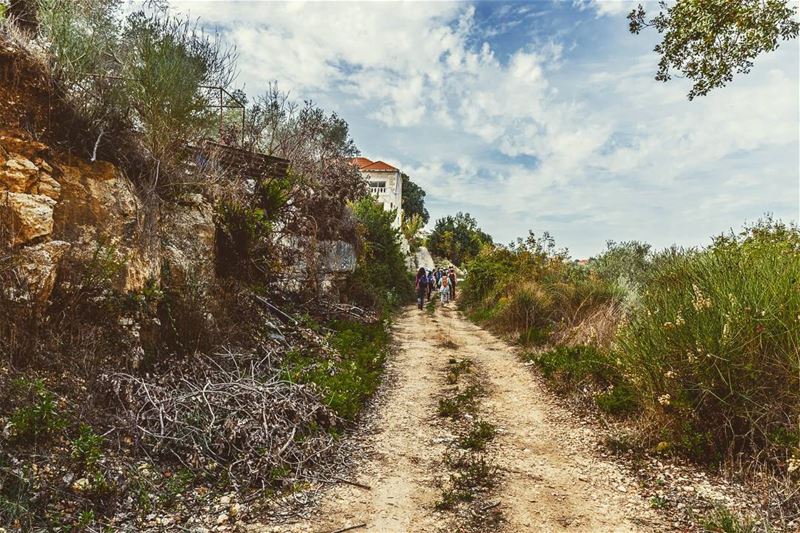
top-left (629, 0), bottom-right (799, 100)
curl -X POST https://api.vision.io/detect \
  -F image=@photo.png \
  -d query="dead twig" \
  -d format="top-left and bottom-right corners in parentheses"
top-left (330, 476), bottom-right (371, 490)
top-left (329, 523), bottom-right (367, 533)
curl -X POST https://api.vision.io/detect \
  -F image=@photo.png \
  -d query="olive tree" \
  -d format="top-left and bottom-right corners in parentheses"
top-left (629, 0), bottom-right (799, 99)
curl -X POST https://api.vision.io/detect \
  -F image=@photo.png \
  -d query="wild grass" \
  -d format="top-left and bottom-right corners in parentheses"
top-left (461, 218), bottom-right (800, 470)
top-left (616, 219), bottom-right (800, 462)
top-left (700, 506), bottom-right (756, 533)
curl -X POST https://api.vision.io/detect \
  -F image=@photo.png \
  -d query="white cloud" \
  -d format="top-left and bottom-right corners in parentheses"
top-left (160, 0), bottom-right (798, 258)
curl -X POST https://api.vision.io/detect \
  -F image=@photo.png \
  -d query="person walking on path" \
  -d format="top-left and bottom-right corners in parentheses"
top-left (426, 270), bottom-right (435, 301)
top-left (448, 267), bottom-right (457, 301)
top-left (415, 267), bottom-right (427, 310)
top-left (440, 274), bottom-right (450, 306)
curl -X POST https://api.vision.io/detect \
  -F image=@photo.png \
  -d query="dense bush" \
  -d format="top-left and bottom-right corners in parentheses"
top-left (344, 197), bottom-right (412, 312)
top-left (427, 212), bottom-right (493, 266)
top-left (463, 218), bottom-right (800, 467)
top-left (461, 231), bottom-right (618, 345)
top-left (616, 219), bottom-right (800, 461)
top-left (35, 1), bottom-right (236, 189)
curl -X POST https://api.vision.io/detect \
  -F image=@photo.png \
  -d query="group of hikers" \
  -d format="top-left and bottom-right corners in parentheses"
top-left (415, 266), bottom-right (457, 310)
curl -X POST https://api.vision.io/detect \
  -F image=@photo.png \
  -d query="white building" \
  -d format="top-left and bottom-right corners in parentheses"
top-left (351, 157), bottom-right (403, 228)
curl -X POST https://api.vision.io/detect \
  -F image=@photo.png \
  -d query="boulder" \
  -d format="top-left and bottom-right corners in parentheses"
top-left (1, 191), bottom-right (55, 245)
top-left (11, 240), bottom-right (71, 303)
top-left (319, 240), bottom-right (357, 274)
top-left (0, 156), bottom-right (38, 192)
top-left (28, 172), bottom-right (61, 200)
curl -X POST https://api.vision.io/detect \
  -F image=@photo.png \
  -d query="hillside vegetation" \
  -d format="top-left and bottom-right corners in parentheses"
top-left (0, 3), bottom-right (412, 531)
top-left (460, 218), bottom-right (800, 521)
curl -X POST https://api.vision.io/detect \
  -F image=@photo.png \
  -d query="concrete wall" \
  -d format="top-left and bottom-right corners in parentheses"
top-left (363, 169), bottom-right (403, 228)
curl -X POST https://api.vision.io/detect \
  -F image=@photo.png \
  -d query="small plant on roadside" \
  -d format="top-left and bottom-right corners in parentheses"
top-left (437, 385), bottom-right (483, 419)
top-left (8, 379), bottom-right (66, 443)
top-left (701, 506), bottom-right (756, 533)
top-left (445, 358), bottom-right (473, 385)
top-left (425, 299), bottom-right (436, 315)
top-left (436, 452), bottom-right (498, 509)
top-left (459, 420), bottom-right (497, 451)
top-left (649, 495), bottom-right (669, 509)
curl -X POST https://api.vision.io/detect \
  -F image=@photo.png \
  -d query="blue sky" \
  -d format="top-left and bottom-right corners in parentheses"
top-left (170, 0), bottom-right (799, 259)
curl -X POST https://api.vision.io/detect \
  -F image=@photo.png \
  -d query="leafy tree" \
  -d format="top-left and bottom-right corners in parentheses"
top-left (629, 0), bottom-right (799, 100)
top-left (241, 85), bottom-right (365, 243)
top-left (401, 173), bottom-right (429, 225)
top-left (589, 240), bottom-right (652, 288)
top-left (427, 212), bottom-right (492, 266)
top-left (346, 198), bottom-right (411, 310)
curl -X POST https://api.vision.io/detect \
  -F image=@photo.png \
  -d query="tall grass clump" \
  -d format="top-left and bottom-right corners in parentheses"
top-left (616, 218), bottom-right (800, 463)
top-left (461, 232), bottom-right (619, 347)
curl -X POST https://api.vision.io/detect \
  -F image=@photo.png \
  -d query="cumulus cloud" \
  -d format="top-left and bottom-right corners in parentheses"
top-left (161, 0), bottom-right (798, 258)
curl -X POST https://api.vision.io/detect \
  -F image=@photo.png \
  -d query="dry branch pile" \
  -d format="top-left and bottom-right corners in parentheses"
top-left (106, 348), bottom-right (339, 491)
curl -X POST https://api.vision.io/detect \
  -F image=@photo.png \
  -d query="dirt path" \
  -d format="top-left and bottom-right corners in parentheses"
top-left (266, 305), bottom-right (664, 532)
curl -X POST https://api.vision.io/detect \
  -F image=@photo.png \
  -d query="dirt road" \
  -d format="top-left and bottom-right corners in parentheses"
top-left (273, 305), bottom-right (664, 532)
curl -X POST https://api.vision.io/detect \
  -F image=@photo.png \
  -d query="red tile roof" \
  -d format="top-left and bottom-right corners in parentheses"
top-left (351, 157), bottom-right (374, 169)
top-left (361, 160), bottom-right (398, 172)
top-left (351, 157), bottom-right (398, 172)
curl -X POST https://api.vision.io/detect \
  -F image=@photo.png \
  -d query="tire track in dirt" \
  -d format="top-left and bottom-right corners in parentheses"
top-left (275, 308), bottom-right (453, 533)
top-left (436, 306), bottom-right (665, 532)
top-left (265, 304), bottom-right (665, 532)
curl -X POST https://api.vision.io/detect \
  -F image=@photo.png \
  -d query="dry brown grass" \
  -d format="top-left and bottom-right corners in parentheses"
top-left (551, 302), bottom-right (623, 349)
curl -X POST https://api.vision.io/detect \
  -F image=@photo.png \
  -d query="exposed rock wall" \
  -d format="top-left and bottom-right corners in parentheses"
top-left (0, 129), bottom-right (215, 304)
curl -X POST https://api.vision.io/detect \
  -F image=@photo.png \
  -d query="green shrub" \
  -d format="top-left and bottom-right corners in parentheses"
top-left (595, 383), bottom-right (639, 415)
top-left (701, 507), bottom-right (756, 533)
top-left (617, 218), bottom-right (800, 461)
top-left (8, 379), bottom-right (66, 442)
top-left (532, 345), bottom-right (617, 384)
top-left (282, 319), bottom-right (390, 422)
top-left (461, 233), bottom-right (618, 341)
top-left (344, 198), bottom-right (412, 313)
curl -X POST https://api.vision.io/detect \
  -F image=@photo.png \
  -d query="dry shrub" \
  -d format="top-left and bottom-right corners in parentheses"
top-left (552, 302), bottom-right (623, 349)
top-left (106, 349), bottom-right (338, 490)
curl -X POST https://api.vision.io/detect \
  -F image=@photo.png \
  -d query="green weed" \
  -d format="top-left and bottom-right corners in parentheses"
top-left (436, 453), bottom-right (497, 509)
top-left (282, 319), bottom-right (390, 421)
top-left (701, 507), bottom-right (756, 533)
top-left (445, 358), bottom-right (473, 384)
top-left (458, 420), bottom-right (497, 451)
top-left (437, 385), bottom-right (483, 419)
top-left (71, 424), bottom-right (104, 470)
top-left (8, 378), bottom-right (66, 442)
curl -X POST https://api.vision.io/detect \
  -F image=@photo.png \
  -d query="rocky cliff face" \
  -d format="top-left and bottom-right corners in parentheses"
top-left (0, 128), bottom-right (215, 304)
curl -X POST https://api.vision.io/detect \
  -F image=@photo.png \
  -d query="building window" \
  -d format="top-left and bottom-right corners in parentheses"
top-left (369, 180), bottom-right (387, 194)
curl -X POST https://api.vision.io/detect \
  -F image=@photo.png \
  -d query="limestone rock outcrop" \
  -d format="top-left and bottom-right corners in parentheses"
top-left (10, 240), bottom-right (71, 303)
top-left (161, 193), bottom-right (216, 287)
top-left (1, 191), bottom-right (56, 245)
top-left (0, 129), bottom-right (221, 305)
